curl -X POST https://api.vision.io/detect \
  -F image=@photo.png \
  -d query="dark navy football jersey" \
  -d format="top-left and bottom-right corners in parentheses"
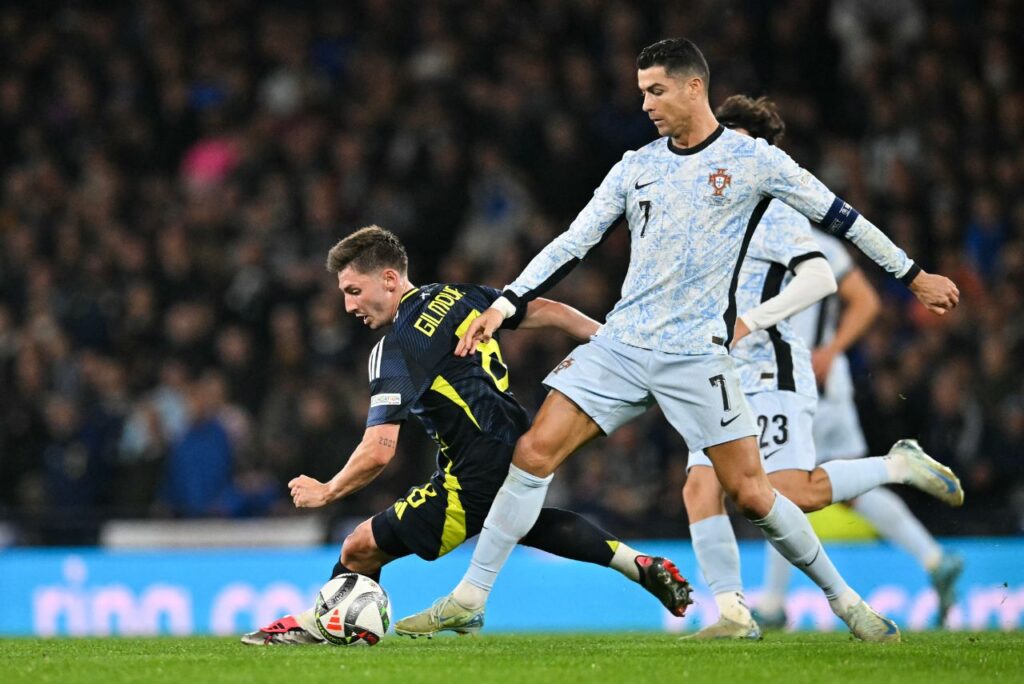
top-left (366, 283), bottom-right (530, 488)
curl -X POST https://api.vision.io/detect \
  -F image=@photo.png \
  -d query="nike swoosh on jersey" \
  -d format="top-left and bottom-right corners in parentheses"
top-left (634, 179), bottom-right (657, 189)
top-left (720, 414), bottom-right (742, 427)
top-left (763, 448), bottom-right (783, 460)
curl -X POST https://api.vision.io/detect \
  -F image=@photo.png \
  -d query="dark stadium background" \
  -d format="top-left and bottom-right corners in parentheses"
top-left (1, 0), bottom-right (1021, 554)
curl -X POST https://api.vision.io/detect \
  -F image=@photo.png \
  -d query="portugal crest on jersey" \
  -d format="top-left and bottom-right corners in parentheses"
top-left (551, 357), bottom-right (575, 374)
top-left (708, 168), bottom-right (732, 197)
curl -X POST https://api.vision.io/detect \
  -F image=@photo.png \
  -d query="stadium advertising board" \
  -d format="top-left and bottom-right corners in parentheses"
top-left (1, 540), bottom-right (1020, 636)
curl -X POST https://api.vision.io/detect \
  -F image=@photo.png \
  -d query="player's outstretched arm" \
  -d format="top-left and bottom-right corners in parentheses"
top-left (732, 256), bottom-right (837, 346)
top-left (757, 142), bottom-right (959, 314)
top-left (455, 297), bottom-right (601, 356)
top-left (836, 208), bottom-right (958, 315)
top-left (289, 423), bottom-right (399, 508)
top-left (812, 267), bottom-right (879, 383)
top-left (517, 298), bottom-right (601, 341)
top-left (455, 160), bottom-right (628, 359)
top-left (460, 158), bottom-right (628, 360)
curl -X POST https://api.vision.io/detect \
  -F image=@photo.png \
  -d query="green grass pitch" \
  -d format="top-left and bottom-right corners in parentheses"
top-left (3, 632), bottom-right (1022, 684)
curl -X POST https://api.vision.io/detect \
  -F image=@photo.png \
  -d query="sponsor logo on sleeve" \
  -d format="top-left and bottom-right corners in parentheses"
top-left (370, 393), bottom-right (402, 407)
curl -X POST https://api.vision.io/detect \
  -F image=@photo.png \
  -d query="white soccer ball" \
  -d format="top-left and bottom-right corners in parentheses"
top-left (313, 573), bottom-right (391, 646)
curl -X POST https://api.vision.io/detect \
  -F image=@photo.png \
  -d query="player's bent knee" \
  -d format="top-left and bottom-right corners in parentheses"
top-left (780, 489), bottom-right (818, 513)
top-left (512, 391), bottom-right (601, 477)
top-left (340, 522), bottom-right (379, 572)
top-left (339, 537), bottom-right (366, 567)
top-left (682, 467), bottom-right (723, 513)
top-left (734, 495), bottom-right (772, 519)
top-left (768, 470), bottom-right (830, 513)
top-left (731, 480), bottom-right (775, 519)
top-left (804, 468), bottom-right (834, 512)
top-left (512, 431), bottom-right (560, 477)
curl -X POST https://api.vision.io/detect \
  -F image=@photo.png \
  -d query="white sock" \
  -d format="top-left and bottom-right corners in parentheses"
top-left (819, 457), bottom-right (890, 503)
top-left (295, 607), bottom-right (322, 638)
top-left (883, 451), bottom-right (911, 482)
top-left (830, 587), bottom-right (863, 615)
top-left (759, 542), bottom-right (790, 617)
top-left (751, 492), bottom-right (850, 601)
top-left (610, 541), bottom-right (641, 582)
top-left (453, 464), bottom-right (552, 608)
top-left (851, 487), bottom-right (943, 570)
top-left (690, 515), bottom-right (743, 596)
top-left (714, 591), bottom-right (752, 624)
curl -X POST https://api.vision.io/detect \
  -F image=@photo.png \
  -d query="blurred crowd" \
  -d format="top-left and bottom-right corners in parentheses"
top-left (1, 0), bottom-right (1022, 545)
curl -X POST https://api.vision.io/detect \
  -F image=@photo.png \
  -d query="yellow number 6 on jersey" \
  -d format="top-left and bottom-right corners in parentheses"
top-left (456, 310), bottom-right (509, 391)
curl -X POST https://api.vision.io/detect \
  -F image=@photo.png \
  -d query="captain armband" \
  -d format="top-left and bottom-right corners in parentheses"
top-left (819, 197), bottom-right (860, 238)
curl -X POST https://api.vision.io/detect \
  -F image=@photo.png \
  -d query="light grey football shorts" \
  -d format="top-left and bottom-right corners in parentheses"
top-left (688, 389), bottom-right (817, 473)
top-left (812, 393), bottom-right (869, 464)
top-left (543, 334), bottom-right (757, 452)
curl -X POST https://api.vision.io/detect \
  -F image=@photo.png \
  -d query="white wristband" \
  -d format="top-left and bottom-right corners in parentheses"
top-left (490, 296), bottom-right (517, 320)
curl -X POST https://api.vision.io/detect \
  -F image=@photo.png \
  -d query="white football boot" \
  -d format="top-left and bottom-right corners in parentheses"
top-left (834, 600), bottom-right (901, 643)
top-left (393, 594), bottom-right (484, 638)
top-left (888, 439), bottom-right (964, 507)
top-left (681, 616), bottom-right (762, 641)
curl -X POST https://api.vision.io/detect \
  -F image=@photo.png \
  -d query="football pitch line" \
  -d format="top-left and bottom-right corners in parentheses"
top-left (3, 632), bottom-right (1022, 684)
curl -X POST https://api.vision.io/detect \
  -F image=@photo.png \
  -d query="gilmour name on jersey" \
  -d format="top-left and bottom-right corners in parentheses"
top-left (414, 285), bottom-right (466, 337)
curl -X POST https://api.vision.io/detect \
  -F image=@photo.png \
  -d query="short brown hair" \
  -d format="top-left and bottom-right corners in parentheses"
top-left (637, 38), bottom-right (710, 87)
top-left (715, 95), bottom-right (785, 145)
top-left (326, 225), bottom-right (408, 275)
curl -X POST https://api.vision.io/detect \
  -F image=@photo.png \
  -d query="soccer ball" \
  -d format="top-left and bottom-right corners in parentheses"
top-left (313, 573), bottom-right (391, 646)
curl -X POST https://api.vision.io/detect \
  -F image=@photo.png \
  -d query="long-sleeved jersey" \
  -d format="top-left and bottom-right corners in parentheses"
top-left (731, 201), bottom-right (822, 398)
top-left (366, 284), bottom-right (529, 493)
top-left (503, 126), bottom-right (913, 355)
top-left (789, 230), bottom-right (857, 401)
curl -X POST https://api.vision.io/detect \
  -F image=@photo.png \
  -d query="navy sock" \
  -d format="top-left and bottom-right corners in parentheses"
top-left (331, 559), bottom-right (381, 584)
top-left (519, 507), bottom-right (618, 567)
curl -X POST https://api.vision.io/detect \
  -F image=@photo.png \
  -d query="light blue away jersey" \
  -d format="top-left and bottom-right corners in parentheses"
top-left (505, 127), bottom-right (913, 355)
top-left (790, 230), bottom-right (857, 400)
top-left (731, 201), bottom-right (822, 399)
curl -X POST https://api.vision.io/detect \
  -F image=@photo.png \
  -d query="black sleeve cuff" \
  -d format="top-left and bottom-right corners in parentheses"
top-left (498, 289), bottom-right (527, 330)
top-left (787, 251), bottom-right (826, 273)
top-left (899, 263), bottom-right (922, 286)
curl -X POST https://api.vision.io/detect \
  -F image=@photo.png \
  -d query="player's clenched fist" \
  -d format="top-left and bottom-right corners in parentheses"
top-left (909, 271), bottom-right (960, 315)
top-left (289, 474), bottom-right (329, 508)
top-left (455, 307), bottom-right (503, 357)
